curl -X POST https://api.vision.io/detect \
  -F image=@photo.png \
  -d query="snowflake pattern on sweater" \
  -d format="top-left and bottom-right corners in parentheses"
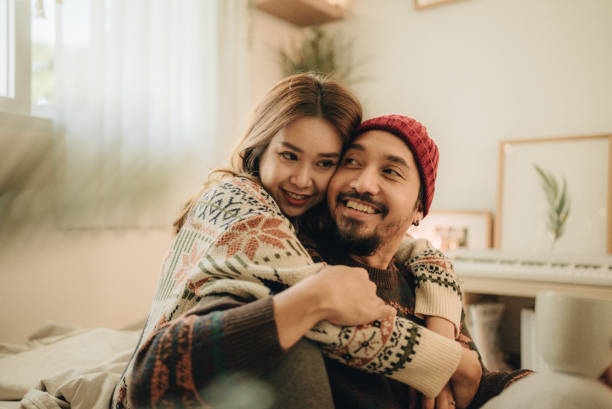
top-left (111, 177), bottom-right (464, 409)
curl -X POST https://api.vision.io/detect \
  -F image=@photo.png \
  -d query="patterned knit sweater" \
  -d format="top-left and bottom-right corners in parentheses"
top-left (307, 242), bottom-right (533, 409)
top-left (111, 177), bottom-right (466, 409)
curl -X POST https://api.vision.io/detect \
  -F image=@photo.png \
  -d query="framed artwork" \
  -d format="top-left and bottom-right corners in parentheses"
top-left (409, 210), bottom-right (492, 252)
top-left (495, 134), bottom-right (612, 255)
top-left (414, 0), bottom-right (465, 10)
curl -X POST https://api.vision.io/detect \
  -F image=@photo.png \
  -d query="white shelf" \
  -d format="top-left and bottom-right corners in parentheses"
top-left (253, 0), bottom-right (346, 26)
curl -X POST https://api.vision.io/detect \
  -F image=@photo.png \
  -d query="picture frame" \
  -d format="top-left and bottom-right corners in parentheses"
top-left (495, 134), bottom-right (612, 255)
top-left (409, 210), bottom-right (493, 251)
top-left (414, 0), bottom-right (465, 10)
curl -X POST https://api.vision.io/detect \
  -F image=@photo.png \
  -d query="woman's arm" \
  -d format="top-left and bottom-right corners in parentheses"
top-left (128, 295), bottom-right (285, 407)
top-left (274, 264), bottom-right (396, 350)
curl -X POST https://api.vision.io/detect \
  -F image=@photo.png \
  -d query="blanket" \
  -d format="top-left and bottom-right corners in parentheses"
top-left (0, 322), bottom-right (139, 409)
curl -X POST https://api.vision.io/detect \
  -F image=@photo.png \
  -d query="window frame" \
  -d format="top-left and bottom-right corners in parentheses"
top-left (0, 0), bottom-right (30, 115)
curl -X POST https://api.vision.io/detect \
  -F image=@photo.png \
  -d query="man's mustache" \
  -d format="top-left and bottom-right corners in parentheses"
top-left (336, 191), bottom-right (389, 217)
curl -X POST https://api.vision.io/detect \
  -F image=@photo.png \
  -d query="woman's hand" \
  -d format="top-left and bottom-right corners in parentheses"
top-left (316, 264), bottom-right (396, 326)
top-left (422, 383), bottom-right (456, 409)
top-left (273, 264), bottom-right (395, 350)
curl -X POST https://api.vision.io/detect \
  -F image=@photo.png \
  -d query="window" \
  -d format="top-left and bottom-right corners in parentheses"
top-left (0, 0), bottom-right (30, 115)
top-left (30, 0), bottom-right (55, 116)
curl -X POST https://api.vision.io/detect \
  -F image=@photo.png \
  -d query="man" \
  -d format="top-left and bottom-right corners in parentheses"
top-left (301, 114), bottom-right (533, 409)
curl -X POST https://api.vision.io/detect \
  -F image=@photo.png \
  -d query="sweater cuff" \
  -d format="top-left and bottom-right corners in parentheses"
top-left (414, 284), bottom-right (463, 336)
top-left (390, 327), bottom-right (462, 398)
top-left (222, 296), bottom-right (285, 369)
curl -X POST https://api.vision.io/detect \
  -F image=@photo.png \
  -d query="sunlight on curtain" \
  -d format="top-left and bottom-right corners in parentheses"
top-left (56, 0), bottom-right (249, 228)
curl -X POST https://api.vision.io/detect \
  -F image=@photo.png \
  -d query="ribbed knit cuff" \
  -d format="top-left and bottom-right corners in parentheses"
top-left (414, 283), bottom-right (462, 336)
top-left (223, 296), bottom-right (285, 370)
top-left (390, 326), bottom-right (462, 398)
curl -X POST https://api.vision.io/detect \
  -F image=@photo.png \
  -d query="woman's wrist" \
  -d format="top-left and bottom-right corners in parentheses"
top-left (273, 275), bottom-right (328, 350)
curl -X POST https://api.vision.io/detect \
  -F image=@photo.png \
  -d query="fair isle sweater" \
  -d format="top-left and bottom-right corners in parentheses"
top-left (306, 241), bottom-right (533, 409)
top-left (111, 177), bottom-right (465, 409)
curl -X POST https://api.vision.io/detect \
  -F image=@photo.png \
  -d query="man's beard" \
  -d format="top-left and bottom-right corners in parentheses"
top-left (331, 190), bottom-right (413, 257)
top-left (331, 191), bottom-right (387, 256)
top-left (333, 216), bottom-right (381, 256)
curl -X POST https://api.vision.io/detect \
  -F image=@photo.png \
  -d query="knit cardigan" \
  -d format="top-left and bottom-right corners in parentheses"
top-left (111, 177), bottom-right (464, 409)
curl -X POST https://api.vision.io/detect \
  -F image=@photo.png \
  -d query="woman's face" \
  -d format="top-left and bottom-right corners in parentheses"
top-left (258, 116), bottom-right (343, 218)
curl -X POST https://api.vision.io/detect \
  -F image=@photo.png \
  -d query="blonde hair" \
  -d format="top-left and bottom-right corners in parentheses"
top-left (173, 72), bottom-right (362, 233)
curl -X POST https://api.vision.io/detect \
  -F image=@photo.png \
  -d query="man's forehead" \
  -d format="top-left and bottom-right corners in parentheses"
top-left (348, 130), bottom-right (414, 164)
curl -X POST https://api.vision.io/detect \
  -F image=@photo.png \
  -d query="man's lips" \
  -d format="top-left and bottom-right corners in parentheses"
top-left (343, 199), bottom-right (380, 215)
top-left (336, 192), bottom-right (387, 216)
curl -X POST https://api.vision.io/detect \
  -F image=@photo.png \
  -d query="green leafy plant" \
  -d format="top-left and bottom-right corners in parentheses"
top-left (533, 164), bottom-right (571, 250)
top-left (277, 26), bottom-right (366, 83)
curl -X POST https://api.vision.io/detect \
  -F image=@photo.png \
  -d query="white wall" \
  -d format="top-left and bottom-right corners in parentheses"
top-left (326, 0), bottom-right (612, 213)
top-left (0, 229), bottom-right (172, 344)
top-left (247, 8), bottom-right (304, 105)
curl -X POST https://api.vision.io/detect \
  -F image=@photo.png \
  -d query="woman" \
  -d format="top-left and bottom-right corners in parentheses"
top-left (111, 73), bottom-right (465, 409)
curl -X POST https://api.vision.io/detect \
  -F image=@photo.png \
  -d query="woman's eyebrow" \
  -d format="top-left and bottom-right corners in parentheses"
top-left (281, 141), bottom-right (340, 158)
top-left (281, 141), bottom-right (303, 153)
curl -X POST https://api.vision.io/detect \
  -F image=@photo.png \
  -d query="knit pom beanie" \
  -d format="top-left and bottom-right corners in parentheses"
top-left (352, 114), bottom-right (439, 216)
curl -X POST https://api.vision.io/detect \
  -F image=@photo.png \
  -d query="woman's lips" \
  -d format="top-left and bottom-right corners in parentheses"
top-left (282, 189), bottom-right (312, 206)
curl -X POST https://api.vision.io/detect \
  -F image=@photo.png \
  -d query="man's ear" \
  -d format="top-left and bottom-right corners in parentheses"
top-left (412, 200), bottom-right (424, 226)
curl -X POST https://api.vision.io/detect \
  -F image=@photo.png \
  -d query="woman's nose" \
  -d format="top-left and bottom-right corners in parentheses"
top-left (289, 164), bottom-right (313, 189)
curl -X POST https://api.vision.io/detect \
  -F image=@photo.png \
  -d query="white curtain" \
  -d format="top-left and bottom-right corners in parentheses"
top-left (55, 0), bottom-right (250, 228)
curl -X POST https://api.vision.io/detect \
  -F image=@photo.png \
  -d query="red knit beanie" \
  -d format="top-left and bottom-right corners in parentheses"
top-left (352, 114), bottom-right (439, 216)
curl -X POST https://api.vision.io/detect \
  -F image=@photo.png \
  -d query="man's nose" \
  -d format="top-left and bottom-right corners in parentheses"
top-left (289, 164), bottom-right (313, 189)
top-left (349, 167), bottom-right (379, 195)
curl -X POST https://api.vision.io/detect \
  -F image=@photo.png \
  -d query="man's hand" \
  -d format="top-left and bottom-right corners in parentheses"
top-left (450, 348), bottom-right (482, 408)
top-left (422, 383), bottom-right (456, 409)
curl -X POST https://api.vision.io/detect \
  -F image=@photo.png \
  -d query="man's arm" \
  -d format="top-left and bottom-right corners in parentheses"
top-left (396, 236), bottom-right (463, 336)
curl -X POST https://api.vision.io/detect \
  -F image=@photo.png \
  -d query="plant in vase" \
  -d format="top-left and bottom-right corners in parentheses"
top-left (533, 164), bottom-right (571, 251)
top-left (276, 26), bottom-right (368, 84)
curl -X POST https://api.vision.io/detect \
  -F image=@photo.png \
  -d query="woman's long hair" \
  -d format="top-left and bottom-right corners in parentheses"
top-left (173, 72), bottom-right (362, 233)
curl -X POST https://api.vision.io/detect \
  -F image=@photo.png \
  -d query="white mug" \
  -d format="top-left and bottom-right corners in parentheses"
top-left (535, 291), bottom-right (612, 378)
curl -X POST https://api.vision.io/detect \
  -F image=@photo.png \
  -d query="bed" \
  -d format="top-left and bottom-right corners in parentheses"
top-left (0, 322), bottom-right (140, 409)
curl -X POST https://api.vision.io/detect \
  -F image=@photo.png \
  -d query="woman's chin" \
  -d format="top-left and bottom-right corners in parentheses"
top-left (281, 205), bottom-right (308, 218)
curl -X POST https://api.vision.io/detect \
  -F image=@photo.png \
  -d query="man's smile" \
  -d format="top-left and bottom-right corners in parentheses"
top-left (344, 199), bottom-right (380, 215)
top-left (336, 191), bottom-right (388, 220)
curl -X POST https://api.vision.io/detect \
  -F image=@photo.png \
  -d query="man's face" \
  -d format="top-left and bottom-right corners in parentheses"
top-left (327, 130), bottom-right (423, 255)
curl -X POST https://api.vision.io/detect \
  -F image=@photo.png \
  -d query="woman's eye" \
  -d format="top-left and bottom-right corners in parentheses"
top-left (280, 151), bottom-right (298, 161)
top-left (317, 159), bottom-right (337, 168)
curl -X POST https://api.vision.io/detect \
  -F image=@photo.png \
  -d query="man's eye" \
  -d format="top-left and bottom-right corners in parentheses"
top-left (342, 157), bottom-right (359, 167)
top-left (280, 151), bottom-right (298, 161)
top-left (383, 168), bottom-right (401, 177)
top-left (317, 159), bottom-right (337, 169)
